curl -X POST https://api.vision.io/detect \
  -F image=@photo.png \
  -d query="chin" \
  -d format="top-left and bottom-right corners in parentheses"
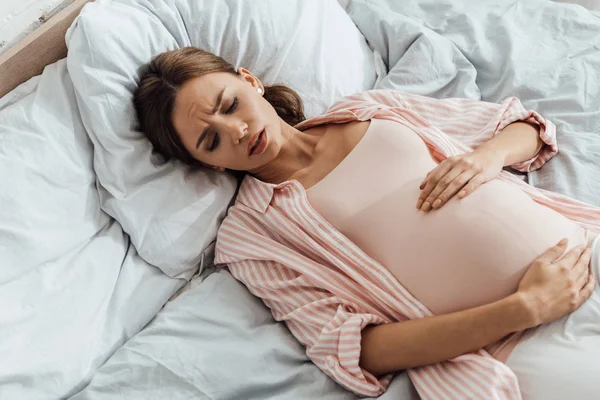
top-left (247, 151), bottom-right (274, 172)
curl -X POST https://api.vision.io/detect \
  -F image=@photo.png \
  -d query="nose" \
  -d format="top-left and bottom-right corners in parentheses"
top-left (222, 118), bottom-right (247, 144)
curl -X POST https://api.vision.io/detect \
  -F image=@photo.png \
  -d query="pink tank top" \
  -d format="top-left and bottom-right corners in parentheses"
top-left (307, 118), bottom-right (588, 359)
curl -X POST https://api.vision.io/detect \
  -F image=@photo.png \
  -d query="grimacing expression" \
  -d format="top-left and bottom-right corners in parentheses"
top-left (172, 69), bottom-right (283, 171)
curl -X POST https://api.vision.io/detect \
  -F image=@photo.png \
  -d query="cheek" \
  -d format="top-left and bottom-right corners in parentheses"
top-left (267, 128), bottom-right (284, 159)
top-left (250, 93), bottom-right (276, 120)
top-left (265, 99), bottom-right (280, 121)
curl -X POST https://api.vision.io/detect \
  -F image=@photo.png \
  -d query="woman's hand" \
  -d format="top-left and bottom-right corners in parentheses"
top-left (516, 239), bottom-right (595, 328)
top-left (417, 149), bottom-right (504, 212)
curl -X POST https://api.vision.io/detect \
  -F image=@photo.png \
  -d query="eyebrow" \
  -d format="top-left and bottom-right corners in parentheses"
top-left (195, 88), bottom-right (225, 149)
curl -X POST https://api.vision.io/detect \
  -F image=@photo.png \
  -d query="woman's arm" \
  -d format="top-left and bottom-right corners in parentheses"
top-left (417, 121), bottom-right (545, 212)
top-left (478, 121), bottom-right (543, 168)
top-left (361, 239), bottom-right (594, 376)
top-left (360, 293), bottom-right (527, 375)
top-left (339, 90), bottom-right (558, 174)
top-left (340, 90), bottom-right (557, 212)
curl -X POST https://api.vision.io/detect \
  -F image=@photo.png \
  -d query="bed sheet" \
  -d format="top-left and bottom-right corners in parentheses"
top-left (345, 0), bottom-right (600, 207)
top-left (0, 60), bottom-right (184, 399)
top-left (66, 1), bottom-right (600, 399)
top-left (71, 268), bottom-right (419, 400)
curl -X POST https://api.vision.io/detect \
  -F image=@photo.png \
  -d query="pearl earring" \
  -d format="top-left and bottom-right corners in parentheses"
top-left (257, 88), bottom-right (263, 94)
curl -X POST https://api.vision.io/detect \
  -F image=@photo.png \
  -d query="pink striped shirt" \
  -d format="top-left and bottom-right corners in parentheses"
top-left (214, 90), bottom-right (600, 399)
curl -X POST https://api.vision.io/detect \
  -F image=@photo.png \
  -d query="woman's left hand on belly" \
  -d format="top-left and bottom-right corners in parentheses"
top-left (417, 149), bottom-right (504, 212)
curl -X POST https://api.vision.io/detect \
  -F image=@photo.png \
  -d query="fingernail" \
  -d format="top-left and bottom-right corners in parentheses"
top-left (432, 199), bottom-right (442, 208)
top-left (416, 199), bottom-right (423, 209)
top-left (560, 238), bottom-right (568, 245)
top-left (419, 183), bottom-right (424, 190)
top-left (422, 202), bottom-right (431, 212)
top-left (459, 191), bottom-right (466, 198)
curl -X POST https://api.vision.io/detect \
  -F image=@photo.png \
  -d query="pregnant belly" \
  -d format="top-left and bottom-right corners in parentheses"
top-left (343, 179), bottom-right (588, 315)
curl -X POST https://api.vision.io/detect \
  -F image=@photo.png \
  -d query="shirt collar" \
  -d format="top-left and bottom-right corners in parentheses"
top-left (236, 174), bottom-right (289, 214)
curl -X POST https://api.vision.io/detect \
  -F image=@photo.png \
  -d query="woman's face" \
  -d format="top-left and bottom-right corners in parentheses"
top-left (172, 68), bottom-right (284, 171)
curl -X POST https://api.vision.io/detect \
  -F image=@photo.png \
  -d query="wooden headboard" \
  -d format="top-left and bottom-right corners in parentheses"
top-left (0, 0), bottom-right (92, 98)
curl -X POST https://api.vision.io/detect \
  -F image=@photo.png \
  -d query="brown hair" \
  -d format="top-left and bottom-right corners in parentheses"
top-left (133, 47), bottom-right (305, 168)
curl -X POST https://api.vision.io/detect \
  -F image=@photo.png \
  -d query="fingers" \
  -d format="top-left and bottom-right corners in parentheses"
top-left (580, 274), bottom-right (596, 302)
top-left (574, 247), bottom-right (593, 290)
top-left (558, 244), bottom-right (587, 268)
top-left (536, 238), bottom-right (569, 264)
top-left (419, 159), bottom-right (453, 191)
top-left (429, 171), bottom-right (474, 210)
top-left (417, 155), bottom-right (490, 212)
top-left (457, 173), bottom-right (486, 199)
top-left (417, 161), bottom-right (454, 210)
top-left (418, 168), bottom-right (467, 211)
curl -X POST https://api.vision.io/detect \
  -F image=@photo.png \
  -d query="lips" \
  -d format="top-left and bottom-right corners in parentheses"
top-left (248, 128), bottom-right (267, 156)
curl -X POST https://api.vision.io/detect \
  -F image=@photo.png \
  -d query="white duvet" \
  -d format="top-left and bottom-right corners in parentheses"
top-left (75, 1), bottom-right (600, 400)
top-left (3, 0), bottom-right (600, 399)
top-left (71, 267), bottom-right (419, 400)
top-left (0, 61), bottom-right (184, 399)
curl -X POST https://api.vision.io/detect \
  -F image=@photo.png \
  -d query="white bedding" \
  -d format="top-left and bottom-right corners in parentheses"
top-left (0, 61), bottom-right (184, 399)
top-left (71, 268), bottom-right (419, 400)
top-left (1, 0), bottom-right (382, 398)
top-left (65, 0), bottom-right (378, 280)
top-left (4, 0), bottom-right (600, 399)
top-left (75, 1), bottom-right (600, 399)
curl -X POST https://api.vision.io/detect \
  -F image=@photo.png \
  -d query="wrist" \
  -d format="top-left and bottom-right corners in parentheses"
top-left (502, 292), bottom-right (538, 331)
top-left (475, 146), bottom-right (508, 166)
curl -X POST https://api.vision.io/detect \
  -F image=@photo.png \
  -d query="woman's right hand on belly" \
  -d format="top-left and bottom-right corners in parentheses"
top-left (517, 238), bottom-right (595, 327)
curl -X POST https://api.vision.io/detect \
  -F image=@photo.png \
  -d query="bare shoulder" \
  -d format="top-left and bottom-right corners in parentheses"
top-left (318, 120), bottom-right (371, 150)
top-left (296, 120), bottom-right (372, 190)
top-left (303, 119), bottom-right (371, 152)
top-left (327, 120), bottom-right (371, 136)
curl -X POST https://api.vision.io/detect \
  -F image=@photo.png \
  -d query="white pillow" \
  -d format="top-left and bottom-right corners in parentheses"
top-left (66, 0), bottom-right (378, 279)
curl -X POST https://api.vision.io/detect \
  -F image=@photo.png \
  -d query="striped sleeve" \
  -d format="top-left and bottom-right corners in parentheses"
top-left (338, 90), bottom-right (558, 173)
top-left (225, 259), bottom-right (393, 397)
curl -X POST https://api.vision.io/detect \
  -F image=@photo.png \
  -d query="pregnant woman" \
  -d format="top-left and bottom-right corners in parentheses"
top-left (134, 47), bottom-right (600, 400)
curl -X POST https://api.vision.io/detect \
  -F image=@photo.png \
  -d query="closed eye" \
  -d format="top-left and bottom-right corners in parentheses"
top-left (206, 97), bottom-right (237, 152)
top-left (208, 133), bottom-right (220, 152)
top-left (226, 97), bottom-right (238, 114)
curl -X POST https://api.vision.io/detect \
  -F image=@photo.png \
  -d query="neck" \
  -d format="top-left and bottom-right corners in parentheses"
top-left (249, 119), bottom-right (320, 184)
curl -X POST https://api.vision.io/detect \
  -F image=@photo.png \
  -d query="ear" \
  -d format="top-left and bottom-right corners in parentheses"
top-left (237, 67), bottom-right (264, 93)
